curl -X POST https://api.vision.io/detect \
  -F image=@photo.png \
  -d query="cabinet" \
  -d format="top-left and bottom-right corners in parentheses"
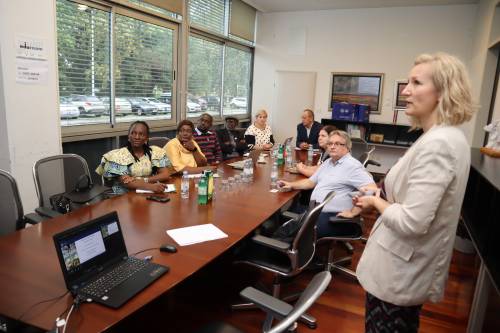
top-left (321, 119), bottom-right (423, 174)
top-left (320, 119), bottom-right (423, 147)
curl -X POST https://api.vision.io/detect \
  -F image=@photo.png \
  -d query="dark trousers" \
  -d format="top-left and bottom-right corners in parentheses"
top-left (365, 292), bottom-right (422, 333)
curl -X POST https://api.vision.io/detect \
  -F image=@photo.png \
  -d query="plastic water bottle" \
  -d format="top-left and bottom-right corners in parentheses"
top-left (270, 161), bottom-right (278, 190)
top-left (307, 145), bottom-right (314, 166)
top-left (181, 171), bottom-right (189, 199)
top-left (246, 159), bottom-right (254, 182)
top-left (197, 175), bottom-right (208, 205)
top-left (285, 143), bottom-right (293, 168)
top-left (277, 144), bottom-right (284, 166)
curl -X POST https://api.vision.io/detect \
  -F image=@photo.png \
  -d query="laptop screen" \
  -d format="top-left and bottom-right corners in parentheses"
top-left (53, 211), bottom-right (128, 290)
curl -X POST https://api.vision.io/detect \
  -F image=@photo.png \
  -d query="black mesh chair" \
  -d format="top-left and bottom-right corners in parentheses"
top-left (197, 271), bottom-right (331, 333)
top-left (357, 146), bottom-right (381, 168)
top-left (32, 154), bottom-right (92, 218)
top-left (0, 169), bottom-right (44, 235)
top-left (148, 136), bottom-right (170, 148)
top-left (316, 216), bottom-right (363, 279)
top-left (231, 191), bottom-right (336, 329)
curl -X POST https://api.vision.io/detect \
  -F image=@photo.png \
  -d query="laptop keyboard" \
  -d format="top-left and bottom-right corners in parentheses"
top-left (81, 257), bottom-right (149, 298)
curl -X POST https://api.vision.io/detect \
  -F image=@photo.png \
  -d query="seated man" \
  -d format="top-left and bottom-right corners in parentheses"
top-left (216, 116), bottom-right (247, 160)
top-left (193, 113), bottom-right (222, 165)
top-left (296, 109), bottom-right (322, 149)
top-left (279, 130), bottom-right (377, 238)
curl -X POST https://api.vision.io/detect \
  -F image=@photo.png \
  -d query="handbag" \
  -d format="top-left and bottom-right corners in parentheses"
top-left (49, 175), bottom-right (110, 214)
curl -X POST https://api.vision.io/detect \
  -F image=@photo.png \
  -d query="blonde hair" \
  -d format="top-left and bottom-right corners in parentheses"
top-left (329, 130), bottom-right (352, 151)
top-left (255, 109), bottom-right (268, 118)
top-left (412, 52), bottom-right (474, 127)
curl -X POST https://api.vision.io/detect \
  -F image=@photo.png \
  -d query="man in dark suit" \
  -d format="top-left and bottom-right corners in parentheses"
top-left (296, 109), bottom-right (321, 149)
top-left (216, 116), bottom-right (247, 160)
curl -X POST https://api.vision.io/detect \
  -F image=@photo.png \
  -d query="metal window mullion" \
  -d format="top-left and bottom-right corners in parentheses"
top-left (220, 43), bottom-right (226, 118)
top-left (110, 8), bottom-right (116, 127)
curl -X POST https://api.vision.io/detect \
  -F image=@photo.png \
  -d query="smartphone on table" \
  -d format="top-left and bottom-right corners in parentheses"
top-left (146, 195), bottom-right (170, 203)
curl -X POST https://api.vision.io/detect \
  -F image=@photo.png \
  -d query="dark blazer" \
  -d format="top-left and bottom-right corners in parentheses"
top-left (216, 128), bottom-right (247, 159)
top-left (296, 121), bottom-right (321, 149)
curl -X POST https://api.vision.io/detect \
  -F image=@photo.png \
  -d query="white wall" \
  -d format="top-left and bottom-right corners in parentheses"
top-left (253, 4), bottom-right (477, 140)
top-left (0, 0), bottom-right (61, 211)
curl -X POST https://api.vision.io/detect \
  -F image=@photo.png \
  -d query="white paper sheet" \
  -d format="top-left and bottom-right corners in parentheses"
top-left (136, 184), bottom-right (176, 193)
top-left (166, 224), bottom-right (228, 246)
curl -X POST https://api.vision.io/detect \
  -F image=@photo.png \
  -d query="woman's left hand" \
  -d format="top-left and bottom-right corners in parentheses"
top-left (354, 195), bottom-right (376, 211)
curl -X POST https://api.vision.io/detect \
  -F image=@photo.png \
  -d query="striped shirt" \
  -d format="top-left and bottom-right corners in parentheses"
top-left (193, 127), bottom-right (222, 165)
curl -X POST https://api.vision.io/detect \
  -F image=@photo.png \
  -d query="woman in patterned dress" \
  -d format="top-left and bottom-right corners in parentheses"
top-left (244, 109), bottom-right (274, 150)
top-left (96, 121), bottom-right (172, 194)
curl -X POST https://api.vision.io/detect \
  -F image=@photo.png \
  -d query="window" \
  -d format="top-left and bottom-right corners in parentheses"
top-left (223, 46), bottom-right (252, 115)
top-left (189, 0), bottom-right (226, 35)
top-left (115, 14), bottom-right (175, 122)
top-left (56, 0), bottom-right (110, 127)
top-left (187, 35), bottom-right (223, 118)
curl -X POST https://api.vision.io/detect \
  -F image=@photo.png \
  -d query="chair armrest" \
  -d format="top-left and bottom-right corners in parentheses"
top-left (366, 159), bottom-right (381, 167)
top-left (252, 235), bottom-right (290, 252)
top-left (329, 216), bottom-right (354, 223)
top-left (281, 211), bottom-right (300, 221)
top-left (240, 286), bottom-right (293, 319)
top-left (24, 213), bottom-right (46, 225)
top-left (35, 207), bottom-right (62, 218)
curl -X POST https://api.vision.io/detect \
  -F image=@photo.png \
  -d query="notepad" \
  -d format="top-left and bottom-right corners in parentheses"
top-left (166, 224), bottom-right (228, 246)
top-left (136, 184), bottom-right (176, 193)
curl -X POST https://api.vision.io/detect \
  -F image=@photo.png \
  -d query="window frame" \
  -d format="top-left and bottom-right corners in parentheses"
top-left (59, 0), bottom-right (180, 140)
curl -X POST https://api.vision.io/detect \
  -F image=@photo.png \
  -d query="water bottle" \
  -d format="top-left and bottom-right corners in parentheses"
top-left (277, 144), bottom-right (284, 166)
top-left (247, 159), bottom-right (254, 182)
top-left (181, 171), bottom-right (190, 199)
top-left (285, 143), bottom-right (293, 168)
top-left (307, 145), bottom-right (314, 166)
top-left (270, 161), bottom-right (278, 190)
top-left (197, 175), bottom-right (208, 205)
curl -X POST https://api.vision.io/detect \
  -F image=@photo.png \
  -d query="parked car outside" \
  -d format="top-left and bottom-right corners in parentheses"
top-left (196, 97), bottom-right (207, 110)
top-left (70, 95), bottom-right (105, 117)
top-left (100, 97), bottom-right (133, 116)
top-left (141, 97), bottom-right (171, 114)
top-left (127, 98), bottom-right (158, 115)
top-left (201, 95), bottom-right (221, 110)
top-left (229, 97), bottom-right (247, 109)
top-left (187, 100), bottom-right (201, 113)
top-left (59, 97), bottom-right (80, 119)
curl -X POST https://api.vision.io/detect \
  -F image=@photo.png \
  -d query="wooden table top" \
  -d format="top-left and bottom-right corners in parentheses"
top-left (0, 157), bottom-right (304, 332)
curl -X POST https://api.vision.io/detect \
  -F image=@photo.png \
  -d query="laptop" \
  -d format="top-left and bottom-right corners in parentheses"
top-left (53, 211), bottom-right (169, 308)
top-left (227, 149), bottom-right (262, 170)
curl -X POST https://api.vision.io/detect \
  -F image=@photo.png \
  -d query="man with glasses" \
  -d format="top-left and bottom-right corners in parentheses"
top-left (278, 130), bottom-right (377, 237)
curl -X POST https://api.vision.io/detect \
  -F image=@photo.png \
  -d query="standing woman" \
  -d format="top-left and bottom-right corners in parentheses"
top-left (295, 125), bottom-right (336, 177)
top-left (96, 121), bottom-right (172, 194)
top-left (355, 53), bottom-right (475, 333)
top-left (244, 109), bottom-right (274, 150)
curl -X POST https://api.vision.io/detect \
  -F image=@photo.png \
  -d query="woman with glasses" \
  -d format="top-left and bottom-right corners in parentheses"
top-left (96, 121), bottom-right (172, 194)
top-left (355, 53), bottom-right (475, 333)
top-left (295, 125), bottom-right (336, 177)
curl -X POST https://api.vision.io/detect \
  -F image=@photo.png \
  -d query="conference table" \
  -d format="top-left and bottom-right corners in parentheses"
top-left (0, 154), bottom-right (309, 332)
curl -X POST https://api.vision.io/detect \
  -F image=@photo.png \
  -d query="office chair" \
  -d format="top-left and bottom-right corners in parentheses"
top-left (282, 136), bottom-right (293, 147)
top-left (33, 153), bottom-right (92, 218)
top-left (357, 146), bottom-right (381, 168)
top-left (0, 169), bottom-right (44, 235)
top-left (198, 271), bottom-right (331, 333)
top-left (231, 191), bottom-right (336, 329)
top-left (148, 136), bottom-right (170, 147)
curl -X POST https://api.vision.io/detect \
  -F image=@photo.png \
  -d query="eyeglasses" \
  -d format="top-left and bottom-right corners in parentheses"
top-left (327, 142), bottom-right (347, 147)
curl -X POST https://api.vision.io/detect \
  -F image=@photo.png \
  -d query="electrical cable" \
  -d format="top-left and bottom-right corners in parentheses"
top-left (17, 290), bottom-right (70, 322)
top-left (130, 247), bottom-right (159, 256)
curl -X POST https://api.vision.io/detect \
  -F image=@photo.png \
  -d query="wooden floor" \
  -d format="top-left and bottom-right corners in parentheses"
top-left (111, 217), bottom-right (479, 333)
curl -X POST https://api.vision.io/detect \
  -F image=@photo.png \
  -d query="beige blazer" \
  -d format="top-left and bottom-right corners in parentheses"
top-left (356, 125), bottom-right (470, 306)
